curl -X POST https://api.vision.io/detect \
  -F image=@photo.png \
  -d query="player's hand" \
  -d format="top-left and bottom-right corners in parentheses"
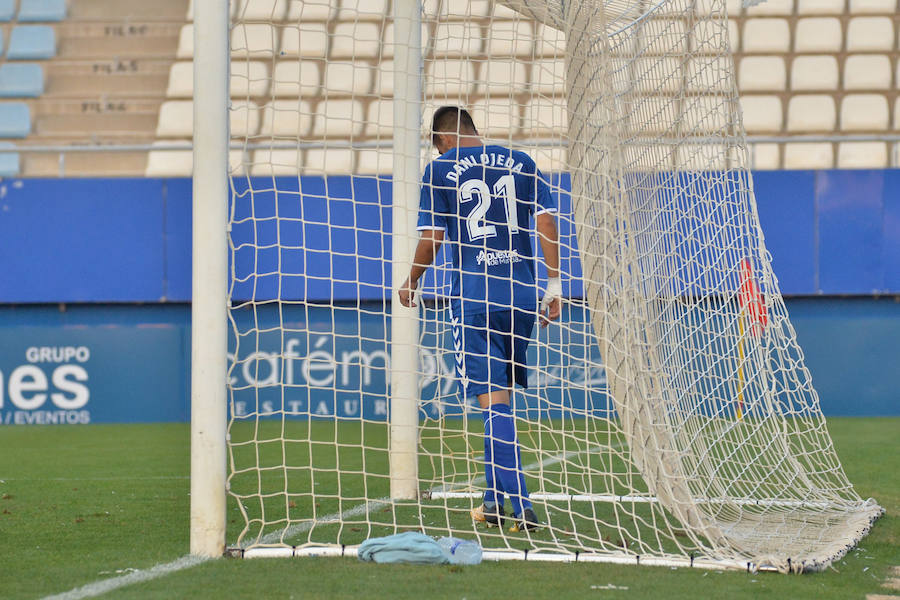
top-left (398, 277), bottom-right (417, 308)
top-left (540, 277), bottom-right (562, 328)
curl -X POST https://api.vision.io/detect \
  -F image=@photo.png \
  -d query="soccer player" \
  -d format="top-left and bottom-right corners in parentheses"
top-left (398, 106), bottom-right (562, 532)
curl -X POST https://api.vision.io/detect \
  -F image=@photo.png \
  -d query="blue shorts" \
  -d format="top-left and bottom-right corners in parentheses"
top-left (450, 308), bottom-right (536, 398)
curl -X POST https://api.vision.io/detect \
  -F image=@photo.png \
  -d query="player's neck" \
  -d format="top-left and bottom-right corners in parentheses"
top-left (456, 135), bottom-right (483, 149)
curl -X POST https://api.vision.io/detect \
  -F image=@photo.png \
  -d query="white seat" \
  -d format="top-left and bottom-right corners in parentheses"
top-left (745, 0), bottom-right (794, 16)
top-left (894, 143), bottom-right (900, 168)
top-left (749, 143), bottom-right (781, 170)
top-left (259, 99), bottom-right (312, 137)
top-left (166, 62), bottom-right (193, 97)
top-left (796, 0), bottom-right (845, 14)
top-left (488, 21), bottom-right (535, 57)
top-left (231, 24), bottom-right (278, 57)
top-left (235, 0), bottom-right (288, 21)
top-left (425, 60), bottom-right (476, 96)
top-left (366, 99), bottom-right (393, 137)
top-left (794, 18), bottom-right (842, 52)
top-left (638, 96), bottom-right (679, 135)
top-left (524, 98), bottom-right (567, 136)
top-left (691, 19), bottom-right (738, 53)
top-left (286, 0), bottom-right (336, 21)
top-left (472, 99), bottom-right (519, 137)
top-left (230, 61), bottom-right (270, 97)
top-left (324, 61), bottom-right (373, 96)
top-left (787, 95), bottom-right (836, 131)
top-left (279, 23), bottom-right (328, 58)
top-left (176, 24), bottom-right (193, 59)
top-left (375, 59), bottom-right (393, 95)
top-left (791, 55), bottom-right (839, 91)
top-left (687, 56), bottom-right (731, 92)
top-left (531, 58), bottom-right (565, 94)
top-left (837, 142), bottom-right (888, 168)
top-left (492, 2), bottom-right (518, 18)
top-left (683, 95), bottom-right (728, 134)
top-left (478, 60), bottom-right (528, 94)
top-left (337, 0), bottom-right (388, 20)
top-left (738, 56), bottom-right (786, 91)
top-left (146, 142), bottom-right (192, 176)
top-left (675, 144), bottom-right (732, 172)
top-left (840, 94), bottom-right (889, 130)
top-left (305, 148), bottom-right (354, 173)
top-left (740, 95), bottom-right (783, 132)
top-left (382, 22), bottom-right (429, 60)
top-left (311, 99), bottom-right (365, 137)
top-left (534, 23), bottom-right (564, 57)
top-left (844, 55), bottom-right (891, 90)
top-left (849, 0), bottom-right (897, 13)
top-left (783, 143), bottom-right (834, 169)
top-left (157, 100), bottom-right (260, 137)
top-left (695, 0), bottom-right (742, 16)
top-left (330, 22), bottom-right (381, 59)
top-left (532, 146), bottom-right (566, 173)
top-left (846, 17), bottom-right (894, 51)
top-left (271, 61), bottom-right (320, 97)
top-left (433, 22), bottom-right (482, 56)
top-left (643, 19), bottom-right (688, 56)
top-left (633, 57), bottom-right (682, 93)
top-left (355, 149), bottom-right (393, 175)
top-left (250, 148), bottom-right (299, 175)
top-left (895, 97), bottom-right (900, 132)
top-left (742, 18), bottom-right (790, 53)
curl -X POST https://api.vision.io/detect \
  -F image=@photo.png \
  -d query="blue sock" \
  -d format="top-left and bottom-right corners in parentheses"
top-left (483, 403), bottom-right (531, 516)
top-left (481, 409), bottom-right (504, 510)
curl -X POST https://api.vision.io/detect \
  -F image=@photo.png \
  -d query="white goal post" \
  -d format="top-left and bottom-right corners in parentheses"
top-left (189, 0), bottom-right (884, 571)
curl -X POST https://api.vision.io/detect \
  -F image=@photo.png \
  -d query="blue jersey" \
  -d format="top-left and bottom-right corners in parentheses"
top-left (416, 145), bottom-right (557, 318)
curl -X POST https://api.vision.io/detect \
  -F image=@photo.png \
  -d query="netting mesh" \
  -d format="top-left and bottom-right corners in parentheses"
top-left (225, 0), bottom-right (882, 571)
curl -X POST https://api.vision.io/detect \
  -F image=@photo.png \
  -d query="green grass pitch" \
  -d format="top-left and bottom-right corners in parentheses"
top-left (1, 418), bottom-right (896, 599)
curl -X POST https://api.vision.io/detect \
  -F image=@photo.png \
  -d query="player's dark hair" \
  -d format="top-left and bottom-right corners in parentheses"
top-left (431, 106), bottom-right (478, 146)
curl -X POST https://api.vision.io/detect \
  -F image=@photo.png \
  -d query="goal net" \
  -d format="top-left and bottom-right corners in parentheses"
top-left (220, 0), bottom-right (883, 571)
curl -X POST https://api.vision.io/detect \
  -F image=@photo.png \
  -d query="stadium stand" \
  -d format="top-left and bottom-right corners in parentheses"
top-left (0, 0), bottom-right (895, 176)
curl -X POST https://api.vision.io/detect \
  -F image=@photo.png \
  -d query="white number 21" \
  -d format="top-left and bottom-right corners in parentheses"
top-left (458, 174), bottom-right (519, 240)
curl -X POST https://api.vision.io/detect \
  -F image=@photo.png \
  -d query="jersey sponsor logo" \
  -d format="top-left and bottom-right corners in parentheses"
top-left (475, 249), bottom-right (521, 266)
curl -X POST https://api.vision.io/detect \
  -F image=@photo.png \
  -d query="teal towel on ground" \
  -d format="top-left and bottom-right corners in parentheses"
top-left (357, 531), bottom-right (450, 564)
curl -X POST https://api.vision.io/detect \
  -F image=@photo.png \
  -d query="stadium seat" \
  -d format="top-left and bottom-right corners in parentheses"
top-left (271, 61), bottom-right (320, 97)
top-left (787, 95), bottom-right (836, 132)
top-left (278, 23), bottom-right (328, 58)
top-left (688, 56), bottom-right (732, 92)
top-left (355, 148), bottom-right (393, 175)
top-left (531, 58), bottom-right (565, 94)
top-left (0, 103), bottom-right (31, 137)
top-left (742, 19), bottom-right (790, 53)
top-left (311, 99), bottom-right (365, 137)
top-left (534, 24), bottom-right (564, 57)
top-left (472, 99), bottom-right (519, 137)
top-left (382, 22), bottom-right (429, 59)
top-left (676, 144), bottom-right (729, 172)
top-left (837, 142), bottom-right (888, 168)
top-left (690, 20), bottom-right (738, 54)
top-left (0, 141), bottom-right (19, 176)
top-left (840, 94), bottom-right (889, 131)
top-left (745, 0), bottom-right (794, 16)
top-left (479, 59), bottom-right (528, 94)
top-left (644, 20), bottom-right (688, 56)
top-left (331, 22), bottom-right (381, 59)
top-left (0, 0), bottom-right (13, 21)
top-left (682, 95), bottom-right (728, 133)
top-left (895, 97), bottom-right (900, 132)
top-left (849, 0), bottom-right (897, 14)
top-left (145, 144), bottom-right (251, 178)
top-left (749, 143), bottom-right (781, 170)
top-left (230, 61), bottom-right (270, 97)
top-left (524, 98), bottom-right (566, 136)
top-left (324, 61), bottom-right (373, 95)
top-left (365, 99), bottom-right (392, 137)
top-left (796, 0), bottom-right (845, 14)
top-left (488, 21), bottom-right (535, 57)
top-left (0, 64), bottom-right (44, 97)
top-left (259, 99), bottom-right (312, 136)
top-left (285, 0), bottom-right (336, 21)
top-left (433, 22), bottom-right (482, 56)
top-left (635, 57), bottom-right (682, 93)
top-left (425, 60), bottom-right (476, 97)
top-left (337, 0), bottom-right (388, 20)
top-left (235, 0), bottom-right (288, 22)
top-left (740, 95), bottom-right (783, 132)
top-left (231, 24), bottom-right (278, 58)
top-left (249, 148), bottom-right (300, 175)
top-left (157, 100), bottom-right (260, 137)
top-left (791, 56), bottom-right (839, 91)
top-left (639, 96), bottom-right (679, 135)
top-left (375, 59), bottom-right (394, 96)
top-left (306, 148), bottom-right (354, 173)
top-left (7, 26), bottom-right (55, 60)
top-left (843, 55), bottom-right (891, 90)
top-left (176, 25), bottom-right (194, 60)
top-left (846, 17), bottom-right (894, 51)
top-left (783, 142), bottom-right (834, 169)
top-left (532, 146), bottom-right (566, 173)
top-left (739, 56), bottom-right (786, 91)
top-left (794, 18), bottom-right (843, 52)
top-left (17, 0), bottom-right (66, 22)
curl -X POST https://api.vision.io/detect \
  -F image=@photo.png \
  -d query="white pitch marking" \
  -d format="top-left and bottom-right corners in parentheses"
top-left (42, 442), bottom-right (614, 599)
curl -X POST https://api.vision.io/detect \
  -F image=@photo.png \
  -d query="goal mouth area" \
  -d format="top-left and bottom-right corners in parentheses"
top-left (225, 544), bottom-right (779, 572)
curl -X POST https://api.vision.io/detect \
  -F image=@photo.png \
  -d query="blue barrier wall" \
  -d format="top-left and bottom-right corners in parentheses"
top-left (1, 171), bottom-right (900, 301)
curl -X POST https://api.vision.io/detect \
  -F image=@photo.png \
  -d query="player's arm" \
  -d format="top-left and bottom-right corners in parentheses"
top-left (536, 211), bottom-right (562, 326)
top-left (398, 229), bottom-right (444, 308)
